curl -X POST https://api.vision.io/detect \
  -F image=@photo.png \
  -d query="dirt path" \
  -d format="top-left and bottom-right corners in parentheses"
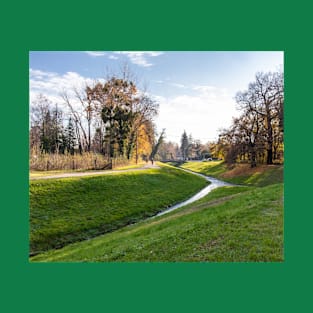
top-left (30, 163), bottom-right (160, 180)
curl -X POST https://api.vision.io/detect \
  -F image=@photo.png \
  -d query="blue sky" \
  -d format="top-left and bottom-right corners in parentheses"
top-left (30, 51), bottom-right (283, 144)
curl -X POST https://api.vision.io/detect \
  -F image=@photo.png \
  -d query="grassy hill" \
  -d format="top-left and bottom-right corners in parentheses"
top-left (30, 161), bottom-right (284, 262)
top-left (30, 164), bottom-right (208, 256)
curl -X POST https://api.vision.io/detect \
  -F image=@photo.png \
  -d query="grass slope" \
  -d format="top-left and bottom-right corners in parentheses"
top-left (30, 164), bottom-right (207, 255)
top-left (179, 161), bottom-right (283, 186)
top-left (31, 183), bottom-right (283, 262)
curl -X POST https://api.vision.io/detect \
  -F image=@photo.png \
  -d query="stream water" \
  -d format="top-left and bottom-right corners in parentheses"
top-left (154, 169), bottom-right (234, 217)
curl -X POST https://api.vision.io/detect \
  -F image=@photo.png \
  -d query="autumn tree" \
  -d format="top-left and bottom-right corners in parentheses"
top-left (86, 78), bottom-right (138, 159)
top-left (136, 120), bottom-right (155, 162)
top-left (129, 94), bottom-right (159, 162)
top-left (30, 66), bottom-right (159, 169)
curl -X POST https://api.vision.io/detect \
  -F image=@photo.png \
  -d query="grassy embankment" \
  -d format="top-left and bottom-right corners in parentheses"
top-left (178, 160), bottom-right (283, 187)
top-left (30, 163), bottom-right (208, 256)
top-left (31, 161), bottom-right (283, 262)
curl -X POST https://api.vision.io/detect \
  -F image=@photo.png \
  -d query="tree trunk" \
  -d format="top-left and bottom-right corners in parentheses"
top-left (88, 121), bottom-right (91, 152)
top-left (250, 144), bottom-right (257, 168)
top-left (266, 108), bottom-right (273, 165)
top-left (135, 131), bottom-right (138, 164)
top-left (267, 148), bottom-right (273, 165)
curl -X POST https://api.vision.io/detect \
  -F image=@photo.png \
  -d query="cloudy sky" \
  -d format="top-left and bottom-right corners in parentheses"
top-left (29, 51), bottom-right (283, 144)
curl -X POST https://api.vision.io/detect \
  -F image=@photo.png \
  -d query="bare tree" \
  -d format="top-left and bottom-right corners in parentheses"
top-left (236, 71), bottom-right (284, 164)
top-left (61, 90), bottom-right (89, 153)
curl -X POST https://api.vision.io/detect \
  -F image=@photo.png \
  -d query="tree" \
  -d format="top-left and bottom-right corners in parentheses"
top-left (65, 117), bottom-right (76, 155)
top-left (86, 78), bottom-right (138, 159)
top-left (128, 94), bottom-right (159, 162)
top-left (217, 70), bottom-right (283, 167)
top-left (61, 89), bottom-right (89, 153)
top-left (157, 141), bottom-right (179, 161)
top-left (30, 95), bottom-right (67, 154)
top-left (76, 84), bottom-right (96, 152)
top-left (236, 71), bottom-right (284, 164)
top-left (50, 104), bottom-right (64, 154)
top-left (136, 121), bottom-right (155, 162)
top-left (30, 94), bottom-right (51, 153)
top-left (180, 130), bottom-right (189, 160)
top-left (87, 77), bottom-right (158, 162)
top-left (150, 129), bottom-right (165, 161)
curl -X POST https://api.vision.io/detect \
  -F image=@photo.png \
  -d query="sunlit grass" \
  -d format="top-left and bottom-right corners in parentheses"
top-left (179, 161), bottom-right (283, 187)
top-left (31, 183), bottom-right (283, 262)
top-left (30, 164), bottom-right (207, 255)
top-left (29, 163), bottom-right (145, 178)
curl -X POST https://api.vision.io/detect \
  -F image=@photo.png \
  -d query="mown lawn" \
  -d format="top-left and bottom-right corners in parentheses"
top-left (31, 183), bottom-right (283, 262)
top-left (30, 164), bottom-right (207, 255)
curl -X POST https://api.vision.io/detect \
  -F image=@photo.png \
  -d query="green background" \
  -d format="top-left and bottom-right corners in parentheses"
top-left (1, 0), bottom-right (311, 312)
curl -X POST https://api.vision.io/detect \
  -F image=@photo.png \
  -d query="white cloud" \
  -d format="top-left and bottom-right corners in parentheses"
top-left (108, 55), bottom-right (119, 60)
top-left (170, 83), bottom-right (186, 88)
top-left (30, 69), bottom-right (96, 96)
top-left (114, 51), bottom-right (163, 67)
top-left (85, 51), bottom-right (106, 57)
top-left (155, 85), bottom-right (239, 144)
top-left (29, 68), bottom-right (105, 114)
top-left (192, 85), bottom-right (217, 93)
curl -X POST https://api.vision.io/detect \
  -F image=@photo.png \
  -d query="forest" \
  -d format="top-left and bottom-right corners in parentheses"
top-left (30, 70), bottom-right (283, 170)
top-left (157, 71), bottom-right (284, 167)
top-left (30, 69), bottom-right (159, 170)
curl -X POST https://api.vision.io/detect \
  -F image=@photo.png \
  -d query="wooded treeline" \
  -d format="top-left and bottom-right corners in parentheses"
top-left (30, 69), bottom-right (283, 170)
top-left (218, 71), bottom-right (284, 167)
top-left (30, 73), bottom-right (159, 170)
top-left (156, 71), bottom-right (284, 167)
top-left (155, 130), bottom-right (216, 161)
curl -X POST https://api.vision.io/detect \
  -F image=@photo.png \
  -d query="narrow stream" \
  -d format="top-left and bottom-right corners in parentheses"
top-left (154, 168), bottom-right (235, 217)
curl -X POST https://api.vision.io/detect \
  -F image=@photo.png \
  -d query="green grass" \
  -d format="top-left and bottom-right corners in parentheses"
top-left (30, 169), bottom-right (85, 178)
top-left (178, 161), bottom-right (227, 177)
top-left (179, 161), bottom-right (283, 186)
top-left (30, 161), bottom-right (284, 262)
top-left (31, 183), bottom-right (283, 262)
top-left (30, 164), bottom-right (207, 255)
top-left (29, 163), bottom-right (144, 178)
top-left (114, 163), bottom-right (146, 170)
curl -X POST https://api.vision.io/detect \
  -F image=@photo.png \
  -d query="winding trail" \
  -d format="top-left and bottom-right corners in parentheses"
top-left (30, 163), bottom-right (160, 180)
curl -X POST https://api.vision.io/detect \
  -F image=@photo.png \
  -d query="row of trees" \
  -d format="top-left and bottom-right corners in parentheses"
top-left (156, 131), bottom-right (213, 161)
top-left (30, 69), bottom-right (283, 169)
top-left (218, 71), bottom-right (284, 167)
top-left (155, 71), bottom-right (284, 168)
top-left (30, 73), bottom-right (159, 167)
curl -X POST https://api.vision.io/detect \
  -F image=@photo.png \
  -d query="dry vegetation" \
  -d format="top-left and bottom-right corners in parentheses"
top-left (221, 164), bottom-right (274, 179)
top-left (30, 151), bottom-right (133, 171)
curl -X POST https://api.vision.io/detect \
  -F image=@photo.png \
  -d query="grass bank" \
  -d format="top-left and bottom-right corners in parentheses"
top-left (178, 161), bottom-right (283, 186)
top-left (31, 183), bottom-right (283, 262)
top-left (30, 164), bottom-right (207, 255)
